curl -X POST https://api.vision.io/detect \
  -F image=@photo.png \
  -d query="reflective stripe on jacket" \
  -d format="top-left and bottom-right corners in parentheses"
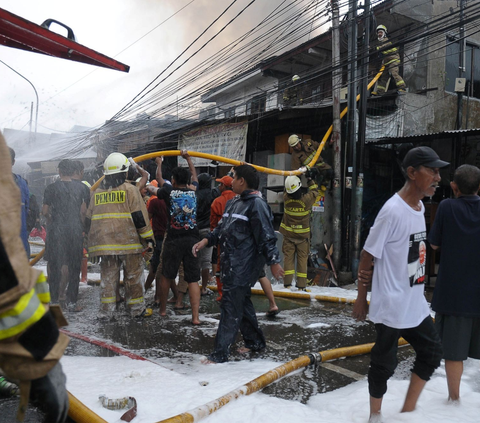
top-left (86, 183), bottom-right (153, 256)
top-left (279, 181), bottom-right (319, 240)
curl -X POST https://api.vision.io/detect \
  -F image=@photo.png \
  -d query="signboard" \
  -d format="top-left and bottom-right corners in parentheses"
top-left (312, 194), bottom-right (325, 213)
top-left (179, 122), bottom-right (248, 167)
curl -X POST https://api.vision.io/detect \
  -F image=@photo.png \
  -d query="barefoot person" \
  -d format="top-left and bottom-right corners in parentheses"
top-left (193, 164), bottom-right (284, 363)
top-left (428, 164), bottom-right (480, 402)
top-left (353, 146), bottom-right (446, 421)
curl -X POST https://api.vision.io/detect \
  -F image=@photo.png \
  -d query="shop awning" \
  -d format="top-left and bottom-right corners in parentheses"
top-left (0, 7), bottom-right (129, 72)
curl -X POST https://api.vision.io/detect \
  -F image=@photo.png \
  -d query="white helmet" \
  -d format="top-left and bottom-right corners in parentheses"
top-left (288, 134), bottom-right (301, 147)
top-left (376, 24), bottom-right (387, 33)
top-left (103, 152), bottom-right (130, 175)
top-left (292, 75), bottom-right (300, 83)
top-left (285, 175), bottom-right (301, 194)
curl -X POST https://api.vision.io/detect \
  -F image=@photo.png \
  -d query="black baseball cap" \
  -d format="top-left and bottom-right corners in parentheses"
top-left (402, 146), bottom-right (449, 169)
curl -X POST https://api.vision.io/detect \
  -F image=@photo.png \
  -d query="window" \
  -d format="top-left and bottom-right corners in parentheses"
top-left (246, 95), bottom-right (266, 115)
top-left (224, 107), bottom-right (235, 118)
top-left (445, 37), bottom-right (480, 99)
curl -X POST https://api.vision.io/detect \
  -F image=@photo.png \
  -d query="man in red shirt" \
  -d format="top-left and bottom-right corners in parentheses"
top-left (210, 175), bottom-right (236, 300)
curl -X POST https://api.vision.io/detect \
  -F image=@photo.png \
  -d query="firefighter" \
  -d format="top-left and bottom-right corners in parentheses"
top-left (371, 24), bottom-right (407, 96)
top-left (288, 134), bottom-right (331, 185)
top-left (279, 174), bottom-right (319, 290)
top-left (283, 75), bottom-right (303, 107)
top-left (85, 152), bottom-right (154, 319)
top-left (0, 132), bottom-right (69, 422)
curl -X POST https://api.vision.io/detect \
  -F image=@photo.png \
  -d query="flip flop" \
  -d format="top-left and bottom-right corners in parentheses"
top-left (266, 309), bottom-right (280, 317)
top-left (174, 304), bottom-right (190, 310)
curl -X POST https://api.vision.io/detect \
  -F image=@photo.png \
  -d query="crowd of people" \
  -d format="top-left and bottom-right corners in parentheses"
top-left (32, 150), bottom-right (285, 361)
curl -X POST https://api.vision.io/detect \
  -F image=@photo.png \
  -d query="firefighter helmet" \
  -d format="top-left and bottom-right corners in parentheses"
top-left (288, 134), bottom-right (301, 147)
top-left (103, 152), bottom-right (130, 175)
top-left (292, 74), bottom-right (300, 83)
top-left (285, 175), bottom-right (301, 194)
top-left (376, 24), bottom-right (387, 33)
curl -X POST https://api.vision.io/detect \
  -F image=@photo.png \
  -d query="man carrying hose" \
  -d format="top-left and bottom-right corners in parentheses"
top-left (0, 132), bottom-right (69, 423)
top-left (288, 134), bottom-right (331, 186)
top-left (353, 146), bottom-right (446, 421)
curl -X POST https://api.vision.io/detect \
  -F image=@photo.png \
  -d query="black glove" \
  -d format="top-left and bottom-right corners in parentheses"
top-left (305, 167), bottom-right (319, 179)
top-left (30, 362), bottom-right (69, 423)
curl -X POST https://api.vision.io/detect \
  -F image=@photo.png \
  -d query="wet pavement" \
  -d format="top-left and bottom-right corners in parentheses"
top-left (1, 266), bottom-right (421, 422)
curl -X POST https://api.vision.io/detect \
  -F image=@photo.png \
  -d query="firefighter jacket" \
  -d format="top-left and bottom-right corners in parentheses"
top-left (205, 189), bottom-right (280, 288)
top-left (279, 180), bottom-right (319, 240)
top-left (375, 36), bottom-right (401, 67)
top-left (86, 182), bottom-right (154, 257)
top-left (291, 139), bottom-right (331, 171)
top-left (0, 131), bottom-right (68, 384)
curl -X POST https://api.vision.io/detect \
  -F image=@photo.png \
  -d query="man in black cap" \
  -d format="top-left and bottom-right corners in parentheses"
top-left (352, 146), bottom-right (448, 421)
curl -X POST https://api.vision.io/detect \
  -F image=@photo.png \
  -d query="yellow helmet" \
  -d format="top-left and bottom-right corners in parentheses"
top-left (285, 175), bottom-right (301, 194)
top-left (103, 152), bottom-right (130, 175)
top-left (288, 134), bottom-right (300, 147)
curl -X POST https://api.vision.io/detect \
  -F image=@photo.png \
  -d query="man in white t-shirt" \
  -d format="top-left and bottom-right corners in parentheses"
top-left (353, 146), bottom-right (448, 421)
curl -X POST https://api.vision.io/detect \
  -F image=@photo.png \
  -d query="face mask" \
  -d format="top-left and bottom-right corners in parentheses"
top-left (377, 31), bottom-right (385, 41)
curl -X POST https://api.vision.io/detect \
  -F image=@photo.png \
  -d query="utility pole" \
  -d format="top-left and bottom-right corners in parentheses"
top-left (29, 102), bottom-right (34, 144)
top-left (456, 0), bottom-right (465, 131)
top-left (331, 0), bottom-right (342, 272)
top-left (351, 0), bottom-right (371, 277)
top-left (343, 0), bottom-right (358, 272)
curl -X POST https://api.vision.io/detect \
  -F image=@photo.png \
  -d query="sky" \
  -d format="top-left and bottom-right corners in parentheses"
top-left (0, 0), bottom-right (318, 135)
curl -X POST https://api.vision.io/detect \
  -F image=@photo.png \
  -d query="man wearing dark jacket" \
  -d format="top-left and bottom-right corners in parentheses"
top-left (193, 165), bottom-right (284, 363)
top-left (196, 173), bottom-right (215, 295)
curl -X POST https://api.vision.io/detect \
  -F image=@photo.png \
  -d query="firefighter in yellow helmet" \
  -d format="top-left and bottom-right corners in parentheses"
top-left (0, 132), bottom-right (69, 422)
top-left (85, 152), bottom-right (154, 319)
top-left (279, 174), bottom-right (319, 290)
top-left (372, 25), bottom-right (407, 96)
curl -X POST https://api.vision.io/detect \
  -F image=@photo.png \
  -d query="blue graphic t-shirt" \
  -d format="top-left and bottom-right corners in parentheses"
top-left (157, 182), bottom-right (199, 237)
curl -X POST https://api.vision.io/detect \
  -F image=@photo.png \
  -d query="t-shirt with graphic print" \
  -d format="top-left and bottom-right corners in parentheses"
top-left (363, 193), bottom-right (430, 329)
top-left (156, 181), bottom-right (199, 238)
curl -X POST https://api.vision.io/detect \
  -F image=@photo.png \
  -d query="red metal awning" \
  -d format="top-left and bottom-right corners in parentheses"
top-left (0, 7), bottom-right (129, 72)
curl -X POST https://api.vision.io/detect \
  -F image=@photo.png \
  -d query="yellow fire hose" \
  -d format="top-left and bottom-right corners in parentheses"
top-left (68, 392), bottom-right (108, 423)
top-left (157, 337), bottom-right (407, 423)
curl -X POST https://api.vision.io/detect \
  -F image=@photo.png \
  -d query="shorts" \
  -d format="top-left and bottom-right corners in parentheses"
top-left (150, 235), bottom-right (164, 271)
top-left (161, 234), bottom-right (200, 283)
top-left (197, 228), bottom-right (213, 270)
top-left (435, 313), bottom-right (480, 361)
